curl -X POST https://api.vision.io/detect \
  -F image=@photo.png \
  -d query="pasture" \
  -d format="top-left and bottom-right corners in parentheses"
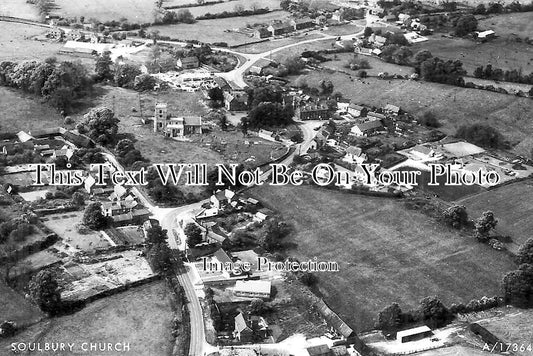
top-left (412, 35), bottom-right (533, 74)
top-left (0, 281), bottom-right (176, 355)
top-left (478, 12), bottom-right (533, 39)
top-left (0, 0), bottom-right (40, 20)
top-left (250, 184), bottom-right (516, 332)
top-left (458, 180), bottom-right (533, 254)
top-left (0, 22), bottom-right (64, 62)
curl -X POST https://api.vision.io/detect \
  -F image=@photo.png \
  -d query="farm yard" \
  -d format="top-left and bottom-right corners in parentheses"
top-left (458, 180), bottom-right (533, 254)
top-left (0, 281), bottom-right (177, 356)
top-left (290, 70), bottom-right (533, 148)
top-left (250, 184), bottom-right (516, 332)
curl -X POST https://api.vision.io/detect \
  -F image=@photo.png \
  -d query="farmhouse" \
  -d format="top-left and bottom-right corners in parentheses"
top-left (253, 27), bottom-right (271, 39)
top-left (267, 22), bottom-right (293, 36)
top-left (233, 280), bottom-right (271, 299)
top-left (332, 9), bottom-right (344, 22)
top-left (290, 17), bottom-right (315, 30)
top-left (369, 34), bottom-right (387, 47)
top-left (211, 189), bottom-right (235, 209)
top-left (224, 91), bottom-right (248, 111)
top-left (343, 146), bottom-right (367, 164)
top-left (384, 104), bottom-right (401, 115)
top-left (397, 325), bottom-right (433, 343)
top-left (347, 104), bottom-right (367, 117)
top-left (350, 121), bottom-right (383, 137)
top-left (233, 312), bottom-right (253, 342)
top-left (177, 56), bottom-right (200, 69)
top-left (296, 105), bottom-right (331, 120)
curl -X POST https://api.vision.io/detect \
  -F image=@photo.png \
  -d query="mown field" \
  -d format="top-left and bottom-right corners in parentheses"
top-left (290, 70), bottom-right (533, 149)
top-left (458, 180), bottom-right (533, 254)
top-left (170, 0), bottom-right (281, 17)
top-left (53, 0), bottom-right (157, 23)
top-left (250, 185), bottom-right (516, 332)
top-left (0, 281), bottom-right (176, 355)
top-left (478, 12), bottom-right (533, 38)
top-left (320, 52), bottom-right (416, 77)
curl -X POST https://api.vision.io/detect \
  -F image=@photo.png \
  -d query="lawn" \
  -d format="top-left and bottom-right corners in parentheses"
top-left (412, 35), bottom-right (533, 75)
top-left (151, 10), bottom-right (292, 46)
top-left (458, 180), bottom-right (533, 254)
top-left (290, 70), bottom-right (533, 149)
top-left (0, 279), bottom-right (44, 327)
top-left (0, 281), bottom-right (177, 355)
top-left (249, 185), bottom-right (516, 332)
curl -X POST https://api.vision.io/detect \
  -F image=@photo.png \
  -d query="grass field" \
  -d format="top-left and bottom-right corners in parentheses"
top-left (0, 279), bottom-right (44, 327)
top-left (0, 0), bottom-right (40, 20)
top-left (250, 185), bottom-right (516, 332)
top-left (412, 35), bottom-right (533, 75)
top-left (173, 0), bottom-right (281, 17)
top-left (0, 281), bottom-right (176, 355)
top-left (151, 10), bottom-right (291, 45)
top-left (478, 12), bottom-right (533, 38)
top-left (0, 22), bottom-right (65, 62)
top-left (458, 180), bottom-right (533, 254)
top-left (290, 70), bottom-right (533, 148)
top-left (53, 0), bottom-right (156, 23)
top-left (320, 52), bottom-right (415, 77)
top-left (241, 34), bottom-right (333, 56)
top-left (0, 87), bottom-right (64, 133)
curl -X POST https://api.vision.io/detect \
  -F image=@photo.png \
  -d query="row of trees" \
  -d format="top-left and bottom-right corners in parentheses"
top-left (0, 59), bottom-right (92, 112)
top-left (473, 1), bottom-right (533, 15)
top-left (473, 64), bottom-right (533, 86)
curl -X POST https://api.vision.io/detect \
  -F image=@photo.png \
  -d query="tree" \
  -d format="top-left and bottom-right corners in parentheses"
top-left (454, 15), bottom-right (478, 37)
top-left (81, 107), bottom-right (119, 145)
top-left (319, 79), bottom-right (334, 95)
top-left (280, 0), bottom-right (291, 10)
top-left (298, 272), bottom-right (317, 286)
top-left (184, 223), bottom-right (203, 248)
top-left (71, 191), bottom-right (85, 207)
top-left (208, 87), bottom-right (224, 102)
top-left (413, 50), bottom-right (433, 68)
top-left (392, 46), bottom-right (412, 65)
top-left (376, 303), bottom-right (402, 331)
top-left (234, 4), bottom-right (245, 13)
top-left (259, 218), bottom-right (291, 251)
top-left (442, 205), bottom-right (468, 229)
top-left (145, 225), bottom-right (168, 246)
top-left (28, 270), bottom-right (61, 315)
top-left (247, 102), bottom-right (294, 128)
top-left (133, 74), bottom-right (157, 91)
top-left (502, 264), bottom-right (533, 307)
top-left (474, 211), bottom-right (497, 242)
top-left (363, 27), bottom-right (373, 38)
top-left (114, 63), bottom-right (142, 88)
top-left (176, 9), bottom-right (195, 23)
top-left (529, 86), bottom-right (533, 97)
top-left (115, 138), bottom-right (135, 158)
top-left (283, 56), bottom-right (305, 75)
top-left (419, 296), bottom-right (451, 328)
top-left (147, 242), bottom-right (175, 273)
top-left (455, 124), bottom-right (503, 149)
top-left (417, 111), bottom-right (440, 128)
top-left (518, 238), bottom-right (533, 265)
top-left (473, 3), bottom-right (486, 14)
top-left (82, 202), bottom-right (110, 230)
top-left (95, 51), bottom-right (113, 81)
top-left (249, 298), bottom-right (271, 315)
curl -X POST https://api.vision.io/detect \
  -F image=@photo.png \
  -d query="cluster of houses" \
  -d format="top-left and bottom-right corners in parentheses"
top-left (0, 128), bottom-right (93, 162)
top-left (201, 76), bottom-right (249, 112)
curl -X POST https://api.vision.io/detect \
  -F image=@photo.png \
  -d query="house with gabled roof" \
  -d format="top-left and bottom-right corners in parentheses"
top-left (267, 21), bottom-right (293, 36)
top-left (290, 17), bottom-right (315, 30)
top-left (233, 312), bottom-right (254, 342)
top-left (177, 56), bottom-right (199, 69)
top-left (350, 120), bottom-right (384, 137)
